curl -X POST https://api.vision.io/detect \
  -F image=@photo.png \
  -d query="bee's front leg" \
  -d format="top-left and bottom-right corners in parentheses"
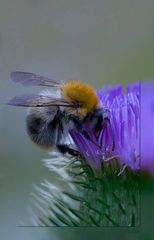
top-left (56, 144), bottom-right (80, 156)
top-left (68, 115), bottom-right (83, 130)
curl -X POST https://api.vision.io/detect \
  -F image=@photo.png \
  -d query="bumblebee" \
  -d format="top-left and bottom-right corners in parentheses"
top-left (8, 72), bottom-right (109, 155)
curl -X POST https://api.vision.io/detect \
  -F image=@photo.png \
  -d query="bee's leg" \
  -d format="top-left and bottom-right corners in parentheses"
top-left (68, 115), bottom-right (83, 130)
top-left (55, 117), bottom-right (80, 156)
top-left (56, 144), bottom-right (80, 156)
top-left (68, 115), bottom-right (93, 141)
top-left (81, 130), bottom-right (91, 140)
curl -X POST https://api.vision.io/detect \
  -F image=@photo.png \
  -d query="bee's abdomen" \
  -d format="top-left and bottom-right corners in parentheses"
top-left (26, 106), bottom-right (60, 147)
top-left (26, 115), bottom-right (44, 136)
top-left (27, 117), bottom-right (42, 135)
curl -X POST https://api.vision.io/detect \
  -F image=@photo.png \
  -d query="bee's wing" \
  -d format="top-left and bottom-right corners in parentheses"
top-left (7, 94), bottom-right (79, 108)
top-left (10, 72), bottom-right (62, 87)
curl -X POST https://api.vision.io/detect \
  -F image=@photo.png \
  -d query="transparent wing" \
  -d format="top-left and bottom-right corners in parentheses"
top-left (7, 94), bottom-right (80, 107)
top-left (10, 72), bottom-right (62, 87)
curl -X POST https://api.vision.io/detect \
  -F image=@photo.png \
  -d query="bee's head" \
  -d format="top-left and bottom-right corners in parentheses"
top-left (84, 107), bottom-right (110, 135)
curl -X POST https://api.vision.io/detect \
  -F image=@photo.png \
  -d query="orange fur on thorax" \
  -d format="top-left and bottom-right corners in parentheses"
top-left (61, 80), bottom-right (99, 116)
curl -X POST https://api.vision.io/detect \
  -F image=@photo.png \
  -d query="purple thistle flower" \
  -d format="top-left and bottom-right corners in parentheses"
top-left (100, 83), bottom-right (140, 171)
top-left (141, 81), bottom-right (154, 175)
top-left (70, 81), bottom-right (154, 175)
top-left (70, 82), bottom-right (141, 173)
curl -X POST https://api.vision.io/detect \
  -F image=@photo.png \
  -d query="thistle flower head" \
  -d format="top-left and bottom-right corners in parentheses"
top-left (70, 82), bottom-right (140, 173)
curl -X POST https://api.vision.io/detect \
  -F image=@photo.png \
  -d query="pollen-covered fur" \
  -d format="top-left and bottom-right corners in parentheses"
top-left (61, 80), bottom-right (99, 117)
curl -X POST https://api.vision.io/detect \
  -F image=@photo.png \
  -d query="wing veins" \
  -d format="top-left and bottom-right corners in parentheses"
top-left (10, 72), bottom-right (61, 87)
top-left (7, 94), bottom-right (80, 108)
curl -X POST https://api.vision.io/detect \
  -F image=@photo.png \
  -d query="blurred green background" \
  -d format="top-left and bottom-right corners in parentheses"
top-left (0, 0), bottom-right (154, 239)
